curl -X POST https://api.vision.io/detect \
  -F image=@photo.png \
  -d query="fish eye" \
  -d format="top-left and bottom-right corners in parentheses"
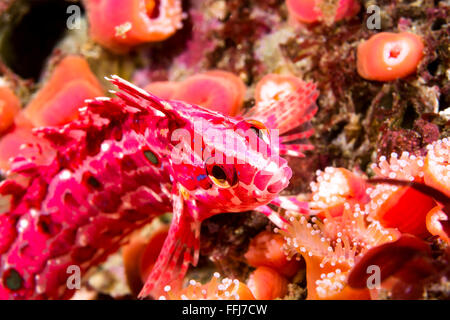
top-left (210, 165), bottom-right (228, 186)
top-left (249, 126), bottom-right (261, 137)
top-left (247, 120), bottom-right (270, 144)
top-left (205, 158), bottom-right (238, 188)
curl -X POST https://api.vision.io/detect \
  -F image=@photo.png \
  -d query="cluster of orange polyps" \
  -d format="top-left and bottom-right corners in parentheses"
top-left (0, 84), bottom-right (21, 134)
top-left (368, 147), bottom-right (449, 239)
top-left (160, 273), bottom-right (255, 300)
top-left (281, 140), bottom-right (449, 300)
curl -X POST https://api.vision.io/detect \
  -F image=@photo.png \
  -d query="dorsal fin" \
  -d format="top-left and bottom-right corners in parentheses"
top-left (244, 81), bottom-right (319, 158)
top-left (106, 75), bottom-right (181, 123)
top-left (244, 81), bottom-right (319, 135)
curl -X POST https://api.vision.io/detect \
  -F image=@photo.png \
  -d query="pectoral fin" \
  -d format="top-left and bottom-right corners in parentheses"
top-left (139, 185), bottom-right (201, 299)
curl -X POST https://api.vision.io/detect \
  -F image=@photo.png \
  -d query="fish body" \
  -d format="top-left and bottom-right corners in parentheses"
top-left (0, 76), bottom-right (318, 299)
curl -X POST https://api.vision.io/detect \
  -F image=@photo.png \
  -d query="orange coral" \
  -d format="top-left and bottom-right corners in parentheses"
top-left (123, 226), bottom-right (169, 296)
top-left (22, 55), bottom-right (103, 127)
top-left (173, 71), bottom-right (246, 116)
top-left (281, 206), bottom-right (399, 299)
top-left (244, 230), bottom-right (302, 278)
top-left (144, 71), bottom-right (246, 116)
top-left (247, 266), bottom-right (288, 300)
top-left (84, 0), bottom-right (184, 53)
top-left (161, 273), bottom-right (255, 300)
top-left (0, 84), bottom-right (21, 134)
top-left (426, 206), bottom-right (449, 244)
top-left (254, 74), bottom-right (305, 108)
top-left (424, 138), bottom-right (449, 198)
top-left (310, 167), bottom-right (369, 218)
top-left (368, 152), bottom-right (437, 237)
top-left (286, 0), bottom-right (360, 24)
top-left (357, 32), bottom-right (424, 81)
top-left (0, 127), bottom-right (55, 172)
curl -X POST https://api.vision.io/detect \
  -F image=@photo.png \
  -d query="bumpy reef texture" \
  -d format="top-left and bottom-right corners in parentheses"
top-left (0, 0), bottom-right (449, 299)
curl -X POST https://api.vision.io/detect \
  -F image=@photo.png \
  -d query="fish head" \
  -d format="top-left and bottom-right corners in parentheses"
top-left (169, 102), bottom-right (292, 213)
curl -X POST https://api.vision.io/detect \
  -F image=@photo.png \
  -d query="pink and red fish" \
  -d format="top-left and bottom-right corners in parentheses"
top-left (0, 76), bottom-right (318, 299)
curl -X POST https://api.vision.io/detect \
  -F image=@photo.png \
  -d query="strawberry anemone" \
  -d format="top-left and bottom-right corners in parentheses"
top-left (426, 206), bottom-right (449, 244)
top-left (0, 56), bottom-right (103, 172)
top-left (122, 225), bottom-right (169, 296)
top-left (22, 55), bottom-right (104, 127)
top-left (247, 266), bottom-right (289, 300)
top-left (244, 230), bottom-right (302, 278)
top-left (0, 83), bottom-right (21, 134)
top-left (144, 81), bottom-right (180, 101)
top-left (424, 138), bottom-right (449, 198)
top-left (160, 273), bottom-right (255, 300)
top-left (254, 74), bottom-right (305, 109)
top-left (357, 32), bottom-right (424, 81)
top-left (0, 127), bottom-right (55, 173)
top-left (286, 0), bottom-right (360, 24)
top-left (282, 138), bottom-right (448, 300)
top-left (280, 205), bottom-right (399, 300)
top-left (129, 230), bottom-right (295, 300)
top-left (310, 167), bottom-right (369, 218)
top-left (367, 152), bottom-right (437, 237)
top-left (144, 70), bottom-right (246, 116)
top-left (83, 0), bottom-right (184, 53)
top-left (347, 234), bottom-right (440, 300)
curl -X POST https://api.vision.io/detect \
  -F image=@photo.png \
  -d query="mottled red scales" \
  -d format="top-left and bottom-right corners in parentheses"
top-left (0, 84), bottom-right (172, 299)
top-left (0, 76), bottom-right (318, 299)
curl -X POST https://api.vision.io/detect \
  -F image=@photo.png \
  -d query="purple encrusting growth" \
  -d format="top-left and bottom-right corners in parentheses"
top-left (0, 76), bottom-right (318, 299)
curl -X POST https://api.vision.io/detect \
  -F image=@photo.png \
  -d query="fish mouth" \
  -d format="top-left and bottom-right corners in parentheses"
top-left (267, 166), bottom-right (292, 194)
